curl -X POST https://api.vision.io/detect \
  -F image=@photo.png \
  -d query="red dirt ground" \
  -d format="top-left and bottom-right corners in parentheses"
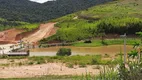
top-left (0, 29), bottom-right (24, 44)
top-left (0, 22), bottom-right (57, 44)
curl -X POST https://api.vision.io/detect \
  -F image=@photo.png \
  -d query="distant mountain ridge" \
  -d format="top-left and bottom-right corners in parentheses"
top-left (0, 0), bottom-right (112, 22)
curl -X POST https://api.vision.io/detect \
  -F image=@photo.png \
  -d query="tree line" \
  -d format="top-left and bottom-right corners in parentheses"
top-left (0, 0), bottom-right (112, 23)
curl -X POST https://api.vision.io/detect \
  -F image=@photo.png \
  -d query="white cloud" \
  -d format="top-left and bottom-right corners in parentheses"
top-left (29, 0), bottom-right (53, 3)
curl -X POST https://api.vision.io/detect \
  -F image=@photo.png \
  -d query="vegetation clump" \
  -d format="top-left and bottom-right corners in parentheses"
top-left (0, 54), bottom-right (8, 59)
top-left (56, 48), bottom-right (72, 56)
top-left (84, 39), bottom-right (92, 43)
top-left (0, 18), bottom-right (39, 31)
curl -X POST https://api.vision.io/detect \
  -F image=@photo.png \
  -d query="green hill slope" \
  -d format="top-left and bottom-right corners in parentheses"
top-left (0, 0), bottom-right (111, 23)
top-left (41, 0), bottom-right (142, 43)
top-left (0, 18), bottom-right (39, 31)
top-left (0, 0), bottom-right (112, 31)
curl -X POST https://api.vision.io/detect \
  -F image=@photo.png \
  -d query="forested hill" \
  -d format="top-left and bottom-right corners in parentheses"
top-left (0, 0), bottom-right (112, 23)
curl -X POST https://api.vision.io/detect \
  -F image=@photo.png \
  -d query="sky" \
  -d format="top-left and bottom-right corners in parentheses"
top-left (29, 0), bottom-right (54, 3)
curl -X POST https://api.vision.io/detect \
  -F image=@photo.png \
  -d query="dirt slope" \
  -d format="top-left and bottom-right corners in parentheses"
top-left (44, 27), bottom-right (58, 38)
top-left (0, 29), bottom-right (24, 44)
top-left (0, 22), bottom-right (56, 44)
top-left (22, 23), bottom-right (56, 43)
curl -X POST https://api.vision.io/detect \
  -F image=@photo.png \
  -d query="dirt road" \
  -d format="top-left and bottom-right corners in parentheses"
top-left (22, 23), bottom-right (56, 43)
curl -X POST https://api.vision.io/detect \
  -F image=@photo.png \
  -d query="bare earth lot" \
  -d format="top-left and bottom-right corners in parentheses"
top-left (0, 63), bottom-right (99, 78)
top-left (0, 22), bottom-right (56, 44)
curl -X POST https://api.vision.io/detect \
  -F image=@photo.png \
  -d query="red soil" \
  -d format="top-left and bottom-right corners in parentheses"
top-left (0, 22), bottom-right (57, 44)
top-left (15, 27), bottom-right (39, 41)
top-left (0, 29), bottom-right (24, 44)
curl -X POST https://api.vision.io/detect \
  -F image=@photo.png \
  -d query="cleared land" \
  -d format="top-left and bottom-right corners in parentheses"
top-left (0, 22), bottom-right (56, 44)
top-left (22, 23), bottom-right (56, 43)
top-left (0, 63), bottom-right (99, 78)
top-left (0, 29), bottom-right (24, 44)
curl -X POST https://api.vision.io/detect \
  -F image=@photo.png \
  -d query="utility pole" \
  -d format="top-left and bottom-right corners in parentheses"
top-left (124, 33), bottom-right (127, 64)
top-left (120, 33), bottom-right (127, 64)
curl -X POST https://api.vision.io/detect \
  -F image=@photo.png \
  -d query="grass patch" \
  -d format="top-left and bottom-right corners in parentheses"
top-left (0, 55), bottom-right (114, 67)
top-left (72, 38), bottom-right (140, 47)
top-left (16, 23), bottom-right (39, 32)
top-left (0, 18), bottom-right (39, 32)
top-left (27, 55), bottom-right (112, 65)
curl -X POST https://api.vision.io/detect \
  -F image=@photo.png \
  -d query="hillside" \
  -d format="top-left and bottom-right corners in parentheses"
top-left (41, 0), bottom-right (142, 43)
top-left (0, 18), bottom-right (39, 31)
top-left (0, 0), bottom-right (112, 23)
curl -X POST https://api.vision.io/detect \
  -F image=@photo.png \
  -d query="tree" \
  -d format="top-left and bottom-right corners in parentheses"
top-left (98, 32), bottom-right (106, 45)
top-left (56, 48), bottom-right (71, 56)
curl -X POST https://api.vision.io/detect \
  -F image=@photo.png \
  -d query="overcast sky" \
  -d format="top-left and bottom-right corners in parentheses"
top-left (29, 0), bottom-right (53, 3)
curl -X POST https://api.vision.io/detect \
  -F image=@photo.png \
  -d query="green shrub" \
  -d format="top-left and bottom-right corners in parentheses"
top-left (128, 50), bottom-right (138, 58)
top-left (84, 39), bottom-right (92, 43)
top-left (56, 48), bottom-right (71, 56)
top-left (91, 58), bottom-right (98, 64)
top-left (28, 61), bottom-right (34, 65)
top-left (37, 61), bottom-right (41, 64)
top-left (91, 55), bottom-right (102, 65)
top-left (118, 62), bottom-right (142, 80)
top-left (104, 54), bottom-right (110, 58)
top-left (79, 62), bottom-right (86, 68)
top-left (18, 62), bottom-right (23, 66)
top-left (0, 54), bottom-right (8, 59)
top-left (66, 63), bottom-right (74, 68)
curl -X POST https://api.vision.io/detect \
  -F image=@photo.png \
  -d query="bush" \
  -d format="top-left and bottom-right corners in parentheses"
top-left (91, 58), bottom-right (98, 64)
top-left (91, 55), bottom-right (102, 65)
top-left (84, 39), bottom-right (92, 43)
top-left (56, 48), bottom-right (71, 56)
top-left (66, 63), bottom-right (74, 68)
top-left (79, 62), bottom-right (86, 68)
top-left (28, 61), bottom-right (34, 65)
top-left (0, 54), bottom-right (8, 59)
top-left (118, 62), bottom-right (142, 80)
